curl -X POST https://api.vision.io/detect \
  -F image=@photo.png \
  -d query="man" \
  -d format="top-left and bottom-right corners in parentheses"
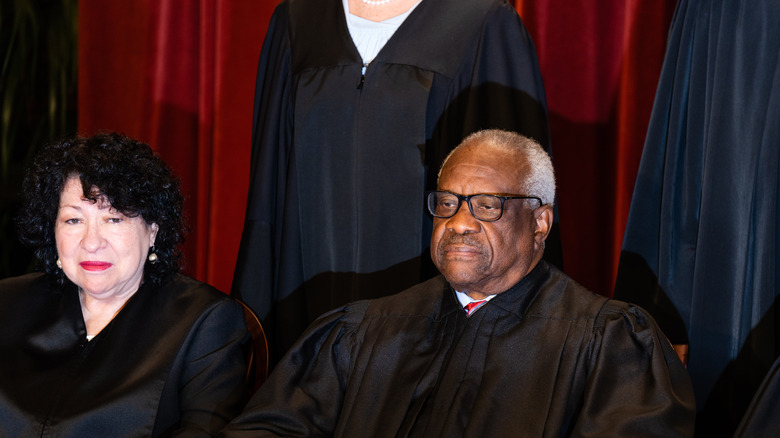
top-left (232, 0), bottom-right (562, 363)
top-left (221, 130), bottom-right (695, 437)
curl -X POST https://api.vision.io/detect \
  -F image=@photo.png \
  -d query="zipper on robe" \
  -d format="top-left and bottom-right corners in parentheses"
top-left (357, 62), bottom-right (369, 89)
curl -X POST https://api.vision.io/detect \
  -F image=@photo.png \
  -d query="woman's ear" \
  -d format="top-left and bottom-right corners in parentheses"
top-left (149, 222), bottom-right (159, 246)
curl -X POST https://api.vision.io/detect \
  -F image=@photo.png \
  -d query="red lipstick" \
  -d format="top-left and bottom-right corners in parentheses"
top-left (80, 261), bottom-right (112, 271)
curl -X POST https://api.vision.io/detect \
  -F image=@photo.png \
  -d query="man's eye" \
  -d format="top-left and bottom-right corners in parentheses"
top-left (474, 200), bottom-right (499, 210)
top-left (439, 199), bottom-right (457, 208)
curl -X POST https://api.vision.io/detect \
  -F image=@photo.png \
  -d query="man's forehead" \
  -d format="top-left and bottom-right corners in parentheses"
top-left (447, 142), bottom-right (521, 167)
top-left (440, 146), bottom-right (524, 190)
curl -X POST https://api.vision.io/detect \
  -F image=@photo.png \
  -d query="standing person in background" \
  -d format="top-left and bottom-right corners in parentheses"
top-left (233, 0), bottom-right (557, 363)
top-left (615, 0), bottom-right (780, 435)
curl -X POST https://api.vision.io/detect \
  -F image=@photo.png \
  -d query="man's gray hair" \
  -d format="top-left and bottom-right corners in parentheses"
top-left (438, 129), bottom-right (556, 206)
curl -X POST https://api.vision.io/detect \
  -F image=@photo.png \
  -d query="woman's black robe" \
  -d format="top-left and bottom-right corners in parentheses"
top-left (0, 273), bottom-right (249, 437)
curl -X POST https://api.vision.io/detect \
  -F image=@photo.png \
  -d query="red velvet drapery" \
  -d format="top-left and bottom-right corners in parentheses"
top-left (517, 0), bottom-right (676, 293)
top-left (78, 0), bottom-right (675, 296)
top-left (79, 0), bottom-right (274, 292)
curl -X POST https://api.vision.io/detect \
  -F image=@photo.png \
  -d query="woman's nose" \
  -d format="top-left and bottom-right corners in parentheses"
top-left (81, 222), bottom-right (106, 251)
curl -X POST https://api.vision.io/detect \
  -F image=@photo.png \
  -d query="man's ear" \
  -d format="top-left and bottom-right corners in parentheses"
top-left (533, 205), bottom-right (553, 249)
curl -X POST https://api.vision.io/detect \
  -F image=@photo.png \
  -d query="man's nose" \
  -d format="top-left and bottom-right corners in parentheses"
top-left (445, 201), bottom-right (480, 234)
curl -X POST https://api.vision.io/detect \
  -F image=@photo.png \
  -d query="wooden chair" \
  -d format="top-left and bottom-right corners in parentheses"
top-left (236, 299), bottom-right (269, 394)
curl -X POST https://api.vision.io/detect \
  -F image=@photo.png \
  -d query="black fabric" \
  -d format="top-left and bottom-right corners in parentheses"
top-left (614, 0), bottom-right (780, 436)
top-left (221, 261), bottom-right (695, 437)
top-left (0, 272), bottom-right (250, 437)
top-left (231, 0), bottom-right (561, 364)
top-left (733, 355), bottom-right (780, 438)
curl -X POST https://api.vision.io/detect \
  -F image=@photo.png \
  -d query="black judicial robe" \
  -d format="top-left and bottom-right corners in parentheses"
top-left (221, 262), bottom-right (696, 437)
top-left (614, 0), bottom-right (780, 435)
top-left (0, 273), bottom-right (249, 437)
top-left (232, 0), bottom-right (554, 361)
top-left (734, 355), bottom-right (780, 438)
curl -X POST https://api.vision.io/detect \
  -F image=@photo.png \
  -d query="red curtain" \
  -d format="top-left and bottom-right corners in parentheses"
top-left (78, 0), bottom-right (275, 293)
top-left (78, 0), bottom-right (674, 296)
top-left (517, 0), bottom-right (676, 294)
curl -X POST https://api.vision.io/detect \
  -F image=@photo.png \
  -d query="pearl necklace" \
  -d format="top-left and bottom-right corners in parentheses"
top-left (361, 0), bottom-right (397, 5)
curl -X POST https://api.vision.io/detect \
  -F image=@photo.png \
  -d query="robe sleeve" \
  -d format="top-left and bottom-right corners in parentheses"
top-left (427, 1), bottom-right (551, 167)
top-left (733, 355), bottom-right (780, 437)
top-left (465, 1), bottom-right (550, 147)
top-left (166, 299), bottom-right (251, 437)
top-left (572, 302), bottom-right (696, 437)
top-left (231, 1), bottom-right (294, 319)
top-left (219, 302), bottom-right (368, 437)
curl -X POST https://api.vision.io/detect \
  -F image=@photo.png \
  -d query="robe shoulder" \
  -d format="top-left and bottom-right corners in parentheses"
top-left (0, 272), bottom-right (249, 437)
top-left (530, 264), bottom-right (662, 333)
top-left (287, 0), bottom-right (534, 78)
top-left (362, 275), bottom-right (450, 317)
top-left (221, 266), bottom-right (696, 437)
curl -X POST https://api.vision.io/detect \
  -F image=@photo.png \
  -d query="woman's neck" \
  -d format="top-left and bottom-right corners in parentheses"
top-left (79, 288), bottom-right (137, 337)
top-left (347, 0), bottom-right (421, 22)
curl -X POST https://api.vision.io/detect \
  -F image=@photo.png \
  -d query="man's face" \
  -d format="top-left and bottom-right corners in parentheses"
top-left (430, 144), bottom-right (550, 298)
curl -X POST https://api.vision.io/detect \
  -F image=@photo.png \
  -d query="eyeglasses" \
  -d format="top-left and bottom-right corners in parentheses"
top-left (426, 191), bottom-right (542, 222)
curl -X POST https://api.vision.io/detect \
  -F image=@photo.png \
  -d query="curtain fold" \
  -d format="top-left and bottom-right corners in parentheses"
top-left (516, 0), bottom-right (676, 294)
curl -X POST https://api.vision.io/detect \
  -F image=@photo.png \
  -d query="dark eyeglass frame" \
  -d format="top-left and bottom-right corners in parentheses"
top-left (426, 190), bottom-right (542, 222)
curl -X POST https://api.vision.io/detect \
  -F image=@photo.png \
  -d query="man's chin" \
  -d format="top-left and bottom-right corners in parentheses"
top-left (436, 257), bottom-right (487, 283)
top-left (440, 272), bottom-right (481, 292)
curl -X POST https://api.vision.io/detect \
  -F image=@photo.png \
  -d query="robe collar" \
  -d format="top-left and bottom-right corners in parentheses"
top-left (445, 260), bottom-right (550, 320)
top-left (289, 0), bottom-right (497, 77)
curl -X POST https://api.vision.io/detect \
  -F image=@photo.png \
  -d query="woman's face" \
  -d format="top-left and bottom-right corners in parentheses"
top-left (55, 177), bottom-right (158, 298)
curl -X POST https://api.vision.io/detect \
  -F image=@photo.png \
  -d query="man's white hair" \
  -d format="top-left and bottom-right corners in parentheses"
top-left (438, 129), bottom-right (556, 206)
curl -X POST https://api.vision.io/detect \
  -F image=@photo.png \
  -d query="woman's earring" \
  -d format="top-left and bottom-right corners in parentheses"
top-left (148, 246), bottom-right (158, 264)
top-left (56, 258), bottom-right (62, 269)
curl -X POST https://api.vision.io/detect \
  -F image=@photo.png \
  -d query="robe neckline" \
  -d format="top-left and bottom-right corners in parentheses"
top-left (289, 0), bottom-right (502, 77)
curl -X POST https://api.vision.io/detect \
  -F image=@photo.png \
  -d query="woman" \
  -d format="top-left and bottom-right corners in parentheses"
top-left (0, 133), bottom-right (250, 437)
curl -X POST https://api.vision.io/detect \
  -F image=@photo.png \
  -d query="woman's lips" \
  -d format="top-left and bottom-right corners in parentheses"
top-left (79, 261), bottom-right (112, 271)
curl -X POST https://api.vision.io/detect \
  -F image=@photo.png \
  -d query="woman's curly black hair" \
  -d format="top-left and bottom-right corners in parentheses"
top-left (16, 133), bottom-right (185, 286)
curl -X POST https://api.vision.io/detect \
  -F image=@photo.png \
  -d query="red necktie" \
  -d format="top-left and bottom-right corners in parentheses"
top-left (464, 300), bottom-right (486, 315)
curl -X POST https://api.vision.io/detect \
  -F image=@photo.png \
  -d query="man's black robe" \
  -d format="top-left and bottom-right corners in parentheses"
top-left (232, 0), bottom-right (557, 361)
top-left (221, 262), bottom-right (695, 437)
